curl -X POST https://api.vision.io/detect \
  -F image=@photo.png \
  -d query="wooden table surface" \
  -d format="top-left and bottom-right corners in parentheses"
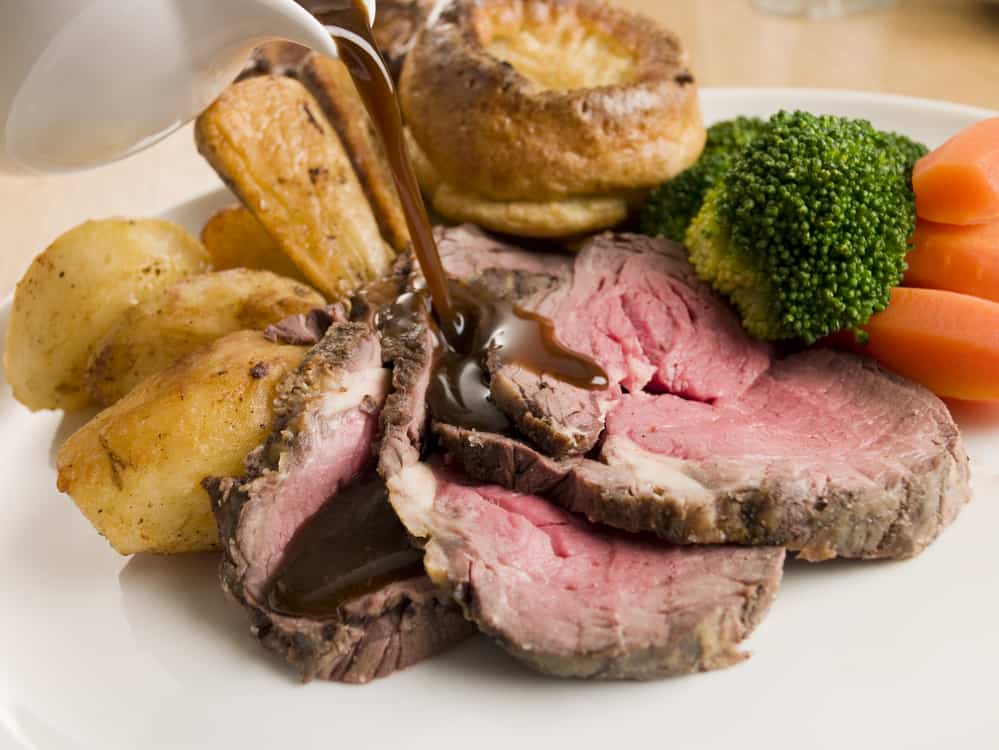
top-left (2, 0), bottom-right (997, 298)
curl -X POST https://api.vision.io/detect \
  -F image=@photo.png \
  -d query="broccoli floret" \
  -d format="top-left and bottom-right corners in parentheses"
top-left (686, 186), bottom-right (774, 335)
top-left (640, 116), bottom-right (769, 242)
top-left (877, 130), bottom-right (930, 183)
top-left (878, 131), bottom-right (930, 171)
top-left (685, 110), bottom-right (923, 343)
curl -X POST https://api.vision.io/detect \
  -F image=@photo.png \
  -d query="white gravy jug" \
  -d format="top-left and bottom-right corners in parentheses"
top-left (0, 0), bottom-right (375, 173)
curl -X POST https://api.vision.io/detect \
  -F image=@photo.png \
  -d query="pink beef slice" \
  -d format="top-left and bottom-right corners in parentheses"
top-left (436, 225), bottom-right (771, 457)
top-left (434, 228), bottom-right (971, 561)
top-left (385, 460), bottom-right (784, 679)
top-left (375, 306), bottom-right (784, 680)
top-left (437, 346), bottom-right (971, 561)
top-left (205, 321), bottom-right (472, 683)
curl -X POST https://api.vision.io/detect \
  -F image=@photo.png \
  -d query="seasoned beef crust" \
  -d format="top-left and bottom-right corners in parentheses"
top-left (431, 226), bottom-right (971, 560)
top-left (206, 321), bottom-right (471, 683)
top-left (376, 282), bottom-right (784, 679)
top-left (388, 460), bottom-right (784, 679)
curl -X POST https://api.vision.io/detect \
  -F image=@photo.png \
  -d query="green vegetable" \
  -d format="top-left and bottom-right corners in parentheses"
top-left (639, 116), bottom-right (769, 243)
top-left (685, 110), bottom-right (926, 343)
top-left (877, 130), bottom-right (931, 176)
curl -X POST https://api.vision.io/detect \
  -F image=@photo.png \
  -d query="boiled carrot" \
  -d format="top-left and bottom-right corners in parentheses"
top-left (905, 218), bottom-right (999, 302)
top-left (913, 117), bottom-right (999, 225)
top-left (845, 287), bottom-right (999, 401)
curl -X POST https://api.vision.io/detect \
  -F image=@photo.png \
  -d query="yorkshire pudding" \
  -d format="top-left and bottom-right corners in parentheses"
top-left (399, 0), bottom-right (705, 236)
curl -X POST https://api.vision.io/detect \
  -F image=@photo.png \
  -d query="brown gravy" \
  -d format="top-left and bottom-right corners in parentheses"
top-left (311, 1), bottom-right (607, 407)
top-left (312, 0), bottom-right (457, 335)
top-left (377, 279), bottom-right (608, 431)
top-left (267, 479), bottom-right (423, 616)
top-left (276, 1), bottom-right (609, 610)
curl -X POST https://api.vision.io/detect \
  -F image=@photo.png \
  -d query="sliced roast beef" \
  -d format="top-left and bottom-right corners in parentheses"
top-left (388, 460), bottom-right (784, 679)
top-left (377, 302), bottom-right (784, 679)
top-left (206, 321), bottom-right (471, 683)
top-left (262, 303), bottom-right (347, 345)
top-left (435, 226), bottom-right (771, 457)
top-left (431, 229), bottom-right (971, 560)
top-left (436, 226), bottom-right (611, 455)
top-left (436, 224), bottom-right (572, 297)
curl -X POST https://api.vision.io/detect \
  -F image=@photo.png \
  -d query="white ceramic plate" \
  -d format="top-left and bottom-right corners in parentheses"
top-left (2, 89), bottom-right (998, 750)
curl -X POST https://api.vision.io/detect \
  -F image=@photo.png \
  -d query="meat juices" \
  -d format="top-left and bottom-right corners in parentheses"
top-left (265, 478), bottom-right (423, 616)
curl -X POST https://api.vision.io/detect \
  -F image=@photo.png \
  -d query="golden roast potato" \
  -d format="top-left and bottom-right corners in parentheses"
top-left (57, 331), bottom-right (306, 555)
top-left (299, 53), bottom-right (410, 253)
top-left (3, 218), bottom-right (210, 411)
top-left (85, 268), bottom-right (324, 406)
top-left (195, 75), bottom-right (395, 300)
top-left (200, 205), bottom-right (307, 282)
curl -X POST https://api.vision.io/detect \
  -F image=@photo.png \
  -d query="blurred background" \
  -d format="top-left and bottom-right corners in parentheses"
top-left (659, 0), bottom-right (999, 107)
top-left (2, 0), bottom-right (997, 297)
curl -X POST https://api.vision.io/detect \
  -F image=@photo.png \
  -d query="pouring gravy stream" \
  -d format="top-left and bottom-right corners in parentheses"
top-left (270, 0), bottom-right (609, 616)
top-left (315, 0), bottom-right (607, 403)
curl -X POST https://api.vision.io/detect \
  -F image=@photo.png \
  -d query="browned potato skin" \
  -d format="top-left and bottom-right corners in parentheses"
top-left (57, 331), bottom-right (306, 555)
top-left (3, 219), bottom-right (210, 411)
top-left (195, 75), bottom-right (395, 300)
top-left (200, 205), bottom-right (307, 282)
top-left (85, 268), bottom-right (324, 406)
top-left (299, 54), bottom-right (411, 253)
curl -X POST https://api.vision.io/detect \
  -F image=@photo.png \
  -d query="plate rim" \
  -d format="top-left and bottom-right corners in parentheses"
top-left (1, 84), bottom-right (997, 750)
top-left (702, 85), bottom-right (997, 119)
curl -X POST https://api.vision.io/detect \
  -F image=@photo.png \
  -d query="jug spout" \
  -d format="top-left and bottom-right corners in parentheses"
top-left (0, 0), bottom-right (371, 174)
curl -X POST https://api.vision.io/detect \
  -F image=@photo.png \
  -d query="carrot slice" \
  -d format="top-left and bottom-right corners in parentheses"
top-left (841, 287), bottom-right (999, 400)
top-left (905, 218), bottom-right (999, 302)
top-left (913, 116), bottom-right (999, 225)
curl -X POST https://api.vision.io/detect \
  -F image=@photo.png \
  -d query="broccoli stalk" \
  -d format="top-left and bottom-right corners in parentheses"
top-left (685, 110), bottom-right (927, 343)
top-left (639, 116), bottom-right (770, 243)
